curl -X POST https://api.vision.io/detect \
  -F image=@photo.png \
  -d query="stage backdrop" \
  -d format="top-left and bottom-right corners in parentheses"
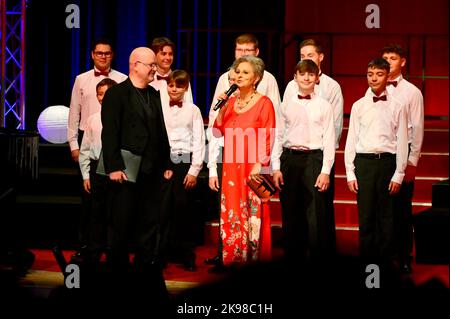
top-left (25, 0), bottom-right (448, 131)
top-left (284, 0), bottom-right (449, 117)
top-left (24, 0), bottom-right (284, 130)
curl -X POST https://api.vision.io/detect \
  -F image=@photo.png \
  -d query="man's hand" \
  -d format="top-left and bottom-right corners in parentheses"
top-left (184, 174), bottom-right (197, 190)
top-left (83, 179), bottom-right (91, 193)
top-left (403, 165), bottom-right (417, 183)
top-left (164, 170), bottom-right (173, 180)
top-left (109, 170), bottom-right (128, 183)
top-left (273, 170), bottom-right (284, 191)
top-left (315, 173), bottom-right (330, 192)
top-left (71, 149), bottom-right (80, 162)
top-left (388, 181), bottom-right (401, 195)
top-left (347, 180), bottom-right (358, 194)
top-left (209, 176), bottom-right (220, 192)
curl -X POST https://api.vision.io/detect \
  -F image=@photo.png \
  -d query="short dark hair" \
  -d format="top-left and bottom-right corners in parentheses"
top-left (235, 33), bottom-right (259, 49)
top-left (167, 69), bottom-right (190, 88)
top-left (380, 44), bottom-right (406, 58)
top-left (151, 37), bottom-right (175, 54)
top-left (368, 58), bottom-right (390, 72)
top-left (91, 38), bottom-right (114, 52)
top-left (294, 59), bottom-right (320, 76)
top-left (96, 78), bottom-right (117, 91)
top-left (299, 39), bottom-right (323, 54)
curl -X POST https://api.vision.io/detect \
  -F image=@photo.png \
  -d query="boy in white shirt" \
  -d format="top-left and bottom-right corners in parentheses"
top-left (78, 78), bottom-right (117, 266)
top-left (159, 70), bottom-right (205, 271)
top-left (345, 58), bottom-right (408, 265)
top-left (381, 44), bottom-right (424, 273)
top-left (150, 37), bottom-right (193, 103)
top-left (272, 59), bottom-right (336, 262)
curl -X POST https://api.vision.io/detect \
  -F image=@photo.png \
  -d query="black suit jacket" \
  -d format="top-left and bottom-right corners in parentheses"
top-left (101, 77), bottom-right (170, 175)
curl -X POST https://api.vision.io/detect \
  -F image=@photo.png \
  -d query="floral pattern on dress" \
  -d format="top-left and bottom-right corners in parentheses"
top-left (216, 96), bottom-right (275, 266)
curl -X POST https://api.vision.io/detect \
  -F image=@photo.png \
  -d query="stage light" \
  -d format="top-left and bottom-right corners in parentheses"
top-left (37, 105), bottom-right (70, 144)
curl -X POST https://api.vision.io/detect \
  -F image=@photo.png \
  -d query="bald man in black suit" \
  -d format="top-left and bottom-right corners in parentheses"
top-left (101, 47), bottom-right (172, 276)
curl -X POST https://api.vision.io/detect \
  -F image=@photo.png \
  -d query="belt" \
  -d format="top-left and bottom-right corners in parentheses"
top-left (356, 152), bottom-right (395, 160)
top-left (170, 152), bottom-right (192, 163)
top-left (283, 147), bottom-right (322, 155)
top-left (172, 152), bottom-right (192, 157)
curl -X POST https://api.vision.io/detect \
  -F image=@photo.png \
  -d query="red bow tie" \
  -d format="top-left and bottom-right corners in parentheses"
top-left (373, 95), bottom-right (387, 103)
top-left (169, 100), bottom-right (183, 108)
top-left (387, 81), bottom-right (398, 87)
top-left (94, 70), bottom-right (110, 77)
top-left (298, 94), bottom-right (311, 100)
top-left (157, 75), bottom-right (169, 81)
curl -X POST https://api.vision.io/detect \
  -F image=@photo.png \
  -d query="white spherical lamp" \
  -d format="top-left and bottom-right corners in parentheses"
top-left (37, 105), bottom-right (70, 144)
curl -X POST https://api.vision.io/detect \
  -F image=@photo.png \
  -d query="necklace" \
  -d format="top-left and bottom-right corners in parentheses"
top-left (135, 87), bottom-right (150, 107)
top-left (236, 92), bottom-right (256, 112)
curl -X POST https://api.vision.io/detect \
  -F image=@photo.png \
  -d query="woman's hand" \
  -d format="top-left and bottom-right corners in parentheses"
top-left (249, 163), bottom-right (262, 182)
top-left (215, 92), bottom-right (232, 125)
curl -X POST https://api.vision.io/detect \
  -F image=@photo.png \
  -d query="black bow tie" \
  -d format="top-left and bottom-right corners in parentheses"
top-left (387, 81), bottom-right (398, 87)
top-left (373, 95), bottom-right (387, 103)
top-left (94, 70), bottom-right (109, 77)
top-left (169, 100), bottom-right (183, 108)
top-left (157, 75), bottom-right (169, 81)
top-left (298, 94), bottom-right (311, 100)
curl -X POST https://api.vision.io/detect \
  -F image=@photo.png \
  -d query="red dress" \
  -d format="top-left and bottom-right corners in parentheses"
top-left (213, 95), bottom-right (276, 265)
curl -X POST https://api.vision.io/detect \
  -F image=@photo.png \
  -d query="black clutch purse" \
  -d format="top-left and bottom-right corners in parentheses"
top-left (246, 174), bottom-right (277, 200)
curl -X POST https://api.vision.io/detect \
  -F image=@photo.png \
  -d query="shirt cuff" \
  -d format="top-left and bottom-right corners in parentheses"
top-left (321, 165), bottom-right (331, 175)
top-left (209, 167), bottom-right (218, 178)
top-left (69, 140), bottom-right (79, 151)
top-left (391, 172), bottom-right (405, 184)
top-left (407, 154), bottom-right (419, 167)
top-left (188, 165), bottom-right (202, 177)
top-left (346, 170), bottom-right (357, 182)
top-left (81, 171), bottom-right (89, 180)
top-left (271, 159), bottom-right (281, 171)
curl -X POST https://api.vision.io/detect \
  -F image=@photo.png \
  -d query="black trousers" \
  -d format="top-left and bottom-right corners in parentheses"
top-left (85, 160), bottom-right (111, 260)
top-left (160, 160), bottom-right (197, 262)
top-left (279, 150), bottom-right (336, 262)
top-left (355, 154), bottom-right (400, 261)
top-left (108, 171), bottom-right (162, 272)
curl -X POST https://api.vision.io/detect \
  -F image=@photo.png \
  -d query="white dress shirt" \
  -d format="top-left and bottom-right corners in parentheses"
top-left (271, 93), bottom-right (335, 174)
top-left (385, 75), bottom-right (424, 167)
top-left (161, 98), bottom-right (205, 177)
top-left (67, 68), bottom-right (127, 151)
top-left (344, 90), bottom-right (408, 184)
top-left (150, 70), bottom-right (194, 103)
top-left (283, 73), bottom-right (343, 149)
top-left (207, 70), bottom-right (281, 177)
top-left (79, 112), bottom-right (103, 180)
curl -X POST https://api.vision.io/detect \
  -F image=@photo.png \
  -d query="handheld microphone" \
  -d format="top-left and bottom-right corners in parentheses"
top-left (213, 84), bottom-right (238, 111)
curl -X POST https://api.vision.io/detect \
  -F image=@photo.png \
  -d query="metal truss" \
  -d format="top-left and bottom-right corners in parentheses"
top-left (0, 0), bottom-right (26, 129)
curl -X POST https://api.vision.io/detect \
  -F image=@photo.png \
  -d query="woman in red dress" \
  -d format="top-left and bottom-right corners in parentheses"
top-left (213, 56), bottom-right (276, 266)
